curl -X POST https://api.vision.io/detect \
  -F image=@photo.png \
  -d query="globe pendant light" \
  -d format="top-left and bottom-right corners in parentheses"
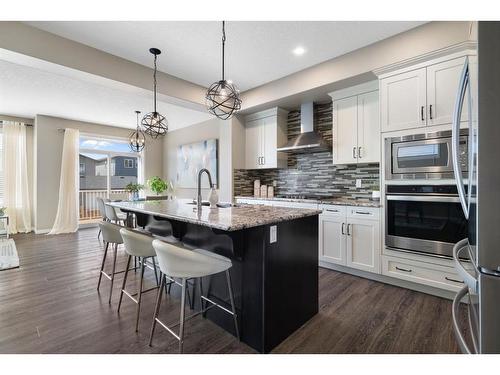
top-left (129, 110), bottom-right (146, 152)
top-left (205, 21), bottom-right (242, 120)
top-left (142, 48), bottom-right (168, 138)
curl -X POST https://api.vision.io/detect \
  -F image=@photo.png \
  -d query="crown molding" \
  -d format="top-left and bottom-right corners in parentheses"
top-left (373, 41), bottom-right (477, 77)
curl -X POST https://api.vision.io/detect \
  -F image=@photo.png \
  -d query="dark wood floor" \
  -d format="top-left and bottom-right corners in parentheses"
top-left (0, 228), bottom-right (466, 354)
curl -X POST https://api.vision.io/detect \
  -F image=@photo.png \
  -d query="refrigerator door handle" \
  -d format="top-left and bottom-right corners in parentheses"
top-left (453, 238), bottom-right (478, 293)
top-left (451, 57), bottom-right (470, 219)
top-left (452, 285), bottom-right (475, 354)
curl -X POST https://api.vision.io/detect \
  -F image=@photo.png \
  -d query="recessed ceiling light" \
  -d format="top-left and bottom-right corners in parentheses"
top-left (292, 46), bottom-right (306, 56)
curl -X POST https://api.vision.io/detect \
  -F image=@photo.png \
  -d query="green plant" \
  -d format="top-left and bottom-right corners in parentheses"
top-left (147, 176), bottom-right (168, 195)
top-left (125, 182), bottom-right (144, 193)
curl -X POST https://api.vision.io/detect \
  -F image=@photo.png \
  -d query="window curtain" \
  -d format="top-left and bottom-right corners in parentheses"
top-left (3, 122), bottom-right (32, 234)
top-left (48, 128), bottom-right (80, 235)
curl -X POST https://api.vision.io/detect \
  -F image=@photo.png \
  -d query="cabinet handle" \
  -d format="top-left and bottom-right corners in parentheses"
top-left (341, 223), bottom-right (345, 235)
top-left (445, 276), bottom-right (465, 284)
top-left (352, 147), bottom-right (357, 159)
top-left (429, 104), bottom-right (433, 120)
top-left (355, 211), bottom-right (370, 215)
top-left (347, 223), bottom-right (351, 236)
top-left (325, 209), bottom-right (339, 212)
top-left (262, 156), bottom-right (265, 165)
top-left (395, 266), bottom-right (412, 273)
top-left (421, 106), bottom-right (425, 121)
top-left (358, 147), bottom-right (362, 158)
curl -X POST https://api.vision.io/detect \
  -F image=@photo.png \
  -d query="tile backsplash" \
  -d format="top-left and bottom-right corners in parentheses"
top-left (233, 102), bottom-right (380, 199)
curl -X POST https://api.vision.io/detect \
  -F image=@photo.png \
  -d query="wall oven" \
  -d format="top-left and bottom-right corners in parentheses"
top-left (385, 129), bottom-right (468, 180)
top-left (385, 185), bottom-right (468, 258)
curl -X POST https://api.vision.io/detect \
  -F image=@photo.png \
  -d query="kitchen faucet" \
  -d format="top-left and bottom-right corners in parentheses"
top-left (197, 168), bottom-right (213, 212)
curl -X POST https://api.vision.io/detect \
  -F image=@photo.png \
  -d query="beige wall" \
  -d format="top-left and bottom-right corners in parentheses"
top-left (163, 117), bottom-right (245, 202)
top-left (34, 115), bottom-right (163, 232)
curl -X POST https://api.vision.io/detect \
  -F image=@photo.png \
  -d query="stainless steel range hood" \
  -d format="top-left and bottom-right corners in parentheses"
top-left (277, 102), bottom-right (330, 152)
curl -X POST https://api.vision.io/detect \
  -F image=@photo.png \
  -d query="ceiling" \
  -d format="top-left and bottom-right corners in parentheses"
top-left (0, 59), bottom-right (211, 130)
top-left (25, 21), bottom-right (426, 92)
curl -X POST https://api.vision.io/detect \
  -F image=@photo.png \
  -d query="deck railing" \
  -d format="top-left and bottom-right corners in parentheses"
top-left (79, 189), bottom-right (128, 222)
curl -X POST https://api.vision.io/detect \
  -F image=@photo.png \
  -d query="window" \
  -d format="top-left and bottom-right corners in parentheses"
top-left (79, 163), bottom-right (85, 175)
top-left (124, 159), bottom-right (134, 168)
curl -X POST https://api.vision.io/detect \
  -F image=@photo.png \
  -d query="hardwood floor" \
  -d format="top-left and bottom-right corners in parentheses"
top-left (0, 228), bottom-right (466, 354)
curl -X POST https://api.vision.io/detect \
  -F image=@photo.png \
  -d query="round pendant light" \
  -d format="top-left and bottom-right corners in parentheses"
top-left (206, 21), bottom-right (242, 120)
top-left (142, 48), bottom-right (168, 138)
top-left (129, 110), bottom-right (146, 152)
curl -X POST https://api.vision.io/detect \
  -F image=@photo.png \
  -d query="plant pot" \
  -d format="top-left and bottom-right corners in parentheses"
top-left (146, 195), bottom-right (169, 201)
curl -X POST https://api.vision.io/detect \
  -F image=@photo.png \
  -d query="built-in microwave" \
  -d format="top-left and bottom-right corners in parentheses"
top-left (385, 129), bottom-right (468, 180)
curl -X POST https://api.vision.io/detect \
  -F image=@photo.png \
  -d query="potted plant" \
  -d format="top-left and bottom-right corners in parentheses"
top-left (125, 182), bottom-right (144, 201)
top-left (146, 176), bottom-right (169, 200)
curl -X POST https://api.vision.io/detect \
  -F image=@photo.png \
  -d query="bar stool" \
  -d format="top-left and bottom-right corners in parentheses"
top-left (97, 221), bottom-right (124, 304)
top-left (96, 197), bottom-right (110, 239)
top-left (149, 239), bottom-right (239, 353)
top-left (118, 228), bottom-right (161, 332)
top-left (105, 203), bottom-right (127, 226)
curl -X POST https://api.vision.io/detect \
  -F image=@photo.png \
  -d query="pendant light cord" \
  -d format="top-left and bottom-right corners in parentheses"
top-left (153, 54), bottom-right (158, 113)
top-left (222, 21), bottom-right (226, 81)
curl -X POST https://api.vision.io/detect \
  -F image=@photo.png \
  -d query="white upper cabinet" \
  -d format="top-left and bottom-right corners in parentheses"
top-left (244, 108), bottom-right (288, 169)
top-left (329, 81), bottom-right (380, 165)
top-left (379, 54), bottom-right (474, 132)
top-left (357, 90), bottom-right (380, 163)
top-left (380, 68), bottom-right (427, 132)
top-left (426, 56), bottom-right (469, 127)
top-left (333, 96), bottom-right (358, 164)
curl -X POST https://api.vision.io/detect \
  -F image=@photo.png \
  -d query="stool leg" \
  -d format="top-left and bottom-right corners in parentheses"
top-left (97, 242), bottom-right (109, 291)
top-left (226, 270), bottom-right (240, 341)
top-left (179, 278), bottom-right (187, 353)
top-left (149, 274), bottom-right (165, 346)
top-left (97, 228), bottom-right (102, 239)
top-left (197, 277), bottom-right (204, 316)
top-left (151, 256), bottom-right (159, 286)
top-left (118, 255), bottom-right (131, 313)
top-left (135, 257), bottom-right (146, 332)
top-left (108, 243), bottom-right (118, 304)
top-left (134, 257), bottom-right (137, 273)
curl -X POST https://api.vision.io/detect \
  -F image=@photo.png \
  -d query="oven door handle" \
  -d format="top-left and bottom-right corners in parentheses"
top-left (386, 195), bottom-right (461, 203)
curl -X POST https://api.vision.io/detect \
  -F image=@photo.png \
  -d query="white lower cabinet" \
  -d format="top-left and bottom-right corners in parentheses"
top-left (382, 255), bottom-right (467, 292)
top-left (319, 205), bottom-right (380, 274)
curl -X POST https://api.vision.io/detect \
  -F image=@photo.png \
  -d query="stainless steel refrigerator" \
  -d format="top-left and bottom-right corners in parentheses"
top-left (451, 21), bottom-right (500, 354)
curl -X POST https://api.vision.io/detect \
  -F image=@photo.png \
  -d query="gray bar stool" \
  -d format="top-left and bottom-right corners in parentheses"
top-left (105, 203), bottom-right (127, 226)
top-left (149, 239), bottom-right (239, 353)
top-left (97, 221), bottom-right (124, 304)
top-left (118, 228), bottom-right (161, 332)
top-left (96, 197), bottom-right (110, 239)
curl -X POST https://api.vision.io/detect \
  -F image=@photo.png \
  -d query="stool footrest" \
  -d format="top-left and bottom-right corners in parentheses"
top-left (122, 285), bottom-right (159, 304)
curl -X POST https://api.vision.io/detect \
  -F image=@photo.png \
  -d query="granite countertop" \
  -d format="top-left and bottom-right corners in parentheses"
top-left (234, 196), bottom-right (382, 208)
top-left (108, 200), bottom-right (321, 232)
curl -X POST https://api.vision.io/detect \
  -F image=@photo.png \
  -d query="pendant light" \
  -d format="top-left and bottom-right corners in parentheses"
top-left (129, 110), bottom-right (146, 152)
top-left (205, 21), bottom-right (242, 120)
top-left (142, 48), bottom-right (168, 138)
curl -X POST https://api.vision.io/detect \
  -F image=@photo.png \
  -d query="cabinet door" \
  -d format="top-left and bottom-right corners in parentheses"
top-left (357, 91), bottom-right (380, 163)
top-left (346, 218), bottom-right (380, 273)
top-left (427, 56), bottom-right (469, 127)
top-left (380, 68), bottom-right (427, 132)
top-left (262, 116), bottom-right (277, 168)
top-left (333, 96), bottom-right (358, 165)
top-left (319, 214), bottom-right (346, 265)
top-left (245, 119), bottom-right (262, 169)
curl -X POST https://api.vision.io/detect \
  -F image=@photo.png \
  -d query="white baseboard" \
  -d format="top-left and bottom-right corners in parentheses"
top-left (319, 261), bottom-right (456, 300)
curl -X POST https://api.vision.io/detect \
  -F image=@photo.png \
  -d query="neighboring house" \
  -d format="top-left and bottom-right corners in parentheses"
top-left (79, 154), bottom-right (138, 190)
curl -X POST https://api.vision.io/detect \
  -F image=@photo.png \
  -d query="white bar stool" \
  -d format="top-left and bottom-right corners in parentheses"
top-left (96, 197), bottom-right (110, 239)
top-left (105, 203), bottom-right (127, 226)
top-left (149, 239), bottom-right (239, 353)
top-left (118, 228), bottom-right (161, 332)
top-left (97, 221), bottom-right (124, 304)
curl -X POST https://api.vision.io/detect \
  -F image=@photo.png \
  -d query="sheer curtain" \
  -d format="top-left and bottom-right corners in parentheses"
top-left (3, 122), bottom-right (32, 233)
top-left (48, 128), bottom-right (80, 235)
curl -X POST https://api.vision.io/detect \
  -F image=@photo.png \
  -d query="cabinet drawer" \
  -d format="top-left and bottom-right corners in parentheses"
top-left (319, 204), bottom-right (346, 216)
top-left (346, 206), bottom-right (380, 219)
top-left (382, 255), bottom-right (466, 291)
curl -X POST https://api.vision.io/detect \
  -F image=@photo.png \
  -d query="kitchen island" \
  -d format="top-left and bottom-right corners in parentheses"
top-left (109, 200), bottom-right (320, 353)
